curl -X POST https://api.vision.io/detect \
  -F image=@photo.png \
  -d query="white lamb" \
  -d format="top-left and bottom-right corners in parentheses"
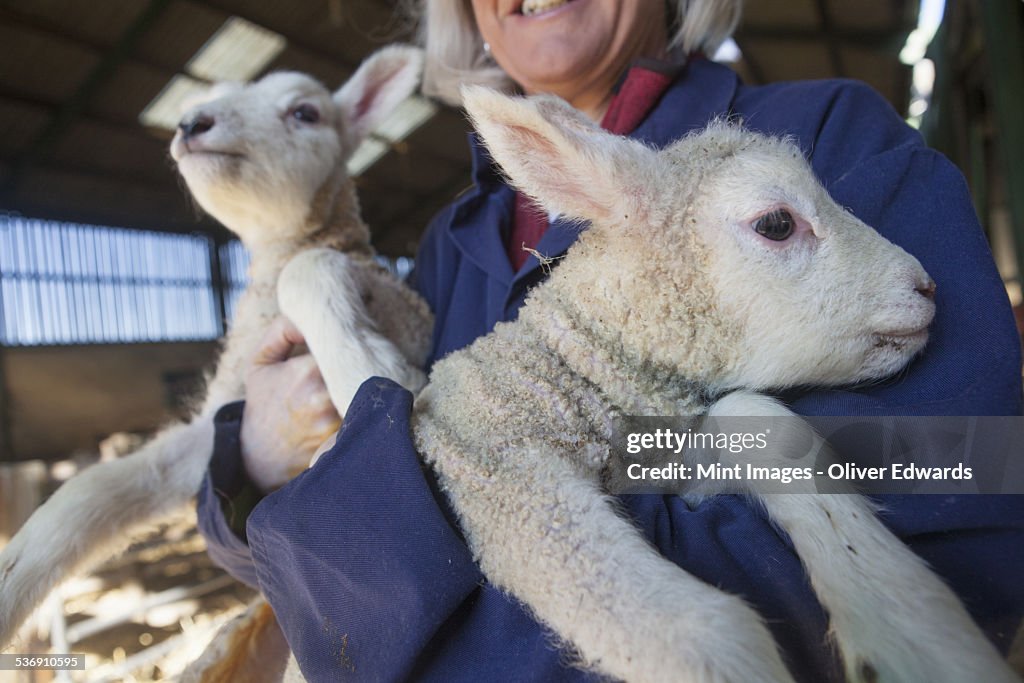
top-left (399, 88), bottom-right (1021, 683)
top-left (0, 45), bottom-right (432, 653)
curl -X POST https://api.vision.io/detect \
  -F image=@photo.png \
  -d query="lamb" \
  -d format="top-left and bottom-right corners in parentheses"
top-left (398, 88), bottom-right (1021, 683)
top-left (0, 45), bottom-right (432, 654)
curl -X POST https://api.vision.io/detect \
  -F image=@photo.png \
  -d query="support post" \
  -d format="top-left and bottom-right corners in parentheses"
top-left (979, 0), bottom-right (1024, 285)
top-left (208, 235), bottom-right (228, 335)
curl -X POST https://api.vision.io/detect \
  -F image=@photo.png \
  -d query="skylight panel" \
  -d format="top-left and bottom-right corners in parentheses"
top-left (187, 16), bottom-right (286, 82)
top-left (139, 17), bottom-right (286, 131)
top-left (346, 95), bottom-right (438, 177)
top-left (139, 74), bottom-right (210, 130)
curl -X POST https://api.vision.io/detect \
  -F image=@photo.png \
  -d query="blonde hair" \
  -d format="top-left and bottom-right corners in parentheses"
top-left (414, 0), bottom-right (743, 106)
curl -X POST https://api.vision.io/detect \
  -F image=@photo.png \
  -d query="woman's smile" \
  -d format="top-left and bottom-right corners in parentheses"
top-left (472, 0), bottom-right (667, 119)
top-left (517, 0), bottom-right (580, 18)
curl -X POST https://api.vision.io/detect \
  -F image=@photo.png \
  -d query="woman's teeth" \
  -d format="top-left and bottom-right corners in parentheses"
top-left (521, 0), bottom-right (570, 16)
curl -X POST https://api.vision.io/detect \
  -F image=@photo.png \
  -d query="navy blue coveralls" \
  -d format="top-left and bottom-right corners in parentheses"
top-left (198, 58), bottom-right (1024, 682)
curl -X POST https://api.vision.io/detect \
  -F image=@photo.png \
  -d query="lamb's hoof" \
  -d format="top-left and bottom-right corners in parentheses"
top-left (0, 557), bottom-right (15, 581)
top-left (836, 633), bottom-right (1022, 683)
top-left (854, 661), bottom-right (879, 683)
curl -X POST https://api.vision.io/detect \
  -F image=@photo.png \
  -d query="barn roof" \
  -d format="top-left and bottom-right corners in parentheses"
top-left (0, 0), bottom-right (919, 256)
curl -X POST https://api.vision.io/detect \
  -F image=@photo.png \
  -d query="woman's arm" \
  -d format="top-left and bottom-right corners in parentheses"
top-left (195, 318), bottom-right (340, 587)
top-left (195, 401), bottom-right (261, 589)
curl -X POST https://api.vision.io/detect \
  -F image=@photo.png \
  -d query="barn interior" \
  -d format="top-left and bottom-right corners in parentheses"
top-left (0, 0), bottom-right (1022, 680)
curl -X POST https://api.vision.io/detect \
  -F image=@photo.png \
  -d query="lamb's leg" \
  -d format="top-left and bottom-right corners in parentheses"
top-left (426, 439), bottom-right (796, 683)
top-left (282, 653), bottom-right (305, 683)
top-left (707, 392), bottom-right (1020, 683)
top-left (0, 417), bottom-right (214, 648)
top-left (181, 598), bottom-right (291, 683)
top-left (764, 494), bottom-right (1020, 683)
top-left (277, 249), bottom-right (426, 411)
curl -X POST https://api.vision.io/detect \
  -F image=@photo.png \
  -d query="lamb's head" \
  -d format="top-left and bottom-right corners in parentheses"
top-left (464, 87), bottom-right (936, 394)
top-left (170, 45), bottom-right (422, 247)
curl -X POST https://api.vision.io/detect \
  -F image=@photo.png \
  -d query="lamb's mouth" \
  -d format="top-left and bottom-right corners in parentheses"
top-left (182, 148), bottom-right (245, 159)
top-left (170, 135), bottom-right (246, 162)
top-left (519, 0), bottom-right (576, 17)
top-left (176, 150), bottom-right (246, 181)
top-left (873, 328), bottom-right (929, 351)
top-left (177, 149), bottom-right (247, 169)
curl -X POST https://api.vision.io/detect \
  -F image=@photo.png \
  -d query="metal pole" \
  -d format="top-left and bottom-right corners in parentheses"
top-left (979, 0), bottom-right (1024, 284)
top-left (0, 243), bottom-right (13, 461)
top-left (0, 348), bottom-right (11, 463)
top-left (208, 235), bottom-right (228, 336)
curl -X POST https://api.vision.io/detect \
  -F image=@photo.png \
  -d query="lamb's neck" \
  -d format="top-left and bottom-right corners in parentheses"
top-left (244, 228), bottom-right (360, 286)
top-left (243, 182), bottom-right (373, 286)
top-left (517, 290), bottom-right (709, 418)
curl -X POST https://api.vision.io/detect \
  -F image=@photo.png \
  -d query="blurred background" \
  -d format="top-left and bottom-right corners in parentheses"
top-left (0, 0), bottom-right (1021, 680)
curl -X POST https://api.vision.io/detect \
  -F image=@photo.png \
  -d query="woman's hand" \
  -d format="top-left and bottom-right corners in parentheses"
top-left (240, 316), bottom-right (342, 493)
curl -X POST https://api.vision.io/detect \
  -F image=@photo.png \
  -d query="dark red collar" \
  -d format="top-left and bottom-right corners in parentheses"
top-left (600, 58), bottom-right (684, 135)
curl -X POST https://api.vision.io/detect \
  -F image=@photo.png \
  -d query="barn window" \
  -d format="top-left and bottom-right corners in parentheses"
top-left (0, 215), bottom-right (222, 345)
top-left (217, 238), bottom-right (250, 325)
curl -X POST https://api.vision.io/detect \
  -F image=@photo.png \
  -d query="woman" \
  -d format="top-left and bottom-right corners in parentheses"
top-left (198, 1), bottom-right (1024, 680)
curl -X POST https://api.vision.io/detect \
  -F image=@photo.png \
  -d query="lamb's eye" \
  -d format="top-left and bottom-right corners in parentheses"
top-left (753, 209), bottom-right (795, 241)
top-left (291, 104), bottom-right (320, 124)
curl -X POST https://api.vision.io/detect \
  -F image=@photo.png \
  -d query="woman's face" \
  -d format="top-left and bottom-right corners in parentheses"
top-left (470, 0), bottom-right (668, 109)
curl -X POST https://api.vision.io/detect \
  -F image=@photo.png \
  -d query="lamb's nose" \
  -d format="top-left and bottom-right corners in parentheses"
top-left (915, 278), bottom-right (936, 301)
top-left (179, 114), bottom-right (215, 139)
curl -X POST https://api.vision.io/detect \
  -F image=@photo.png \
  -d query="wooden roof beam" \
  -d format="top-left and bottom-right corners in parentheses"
top-left (0, 6), bottom-right (213, 86)
top-left (0, 0), bottom-right (173, 200)
top-left (814, 0), bottom-right (846, 77)
top-left (186, 0), bottom-right (361, 74)
top-left (0, 85), bottom-right (172, 146)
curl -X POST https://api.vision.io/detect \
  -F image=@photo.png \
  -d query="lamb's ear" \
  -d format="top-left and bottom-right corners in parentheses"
top-left (334, 45), bottom-right (424, 149)
top-left (462, 86), bottom-right (658, 225)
